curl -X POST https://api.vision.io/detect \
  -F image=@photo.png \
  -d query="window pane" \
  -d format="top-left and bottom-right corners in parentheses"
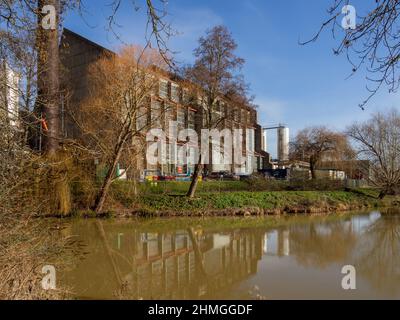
top-left (182, 89), bottom-right (189, 104)
top-left (159, 80), bottom-right (168, 99)
top-left (136, 105), bottom-right (148, 131)
top-left (151, 100), bottom-right (162, 128)
top-left (177, 107), bottom-right (185, 131)
top-left (171, 84), bottom-right (179, 103)
top-left (188, 109), bottom-right (195, 130)
top-left (165, 104), bottom-right (175, 130)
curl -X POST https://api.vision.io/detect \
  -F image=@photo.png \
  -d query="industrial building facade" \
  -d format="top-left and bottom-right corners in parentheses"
top-left (60, 29), bottom-right (270, 179)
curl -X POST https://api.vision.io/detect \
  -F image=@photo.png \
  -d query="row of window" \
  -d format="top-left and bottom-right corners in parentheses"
top-left (144, 107), bottom-right (254, 134)
top-left (136, 101), bottom-right (196, 131)
top-left (158, 79), bottom-right (254, 125)
top-left (149, 143), bottom-right (257, 169)
top-left (158, 79), bottom-right (189, 104)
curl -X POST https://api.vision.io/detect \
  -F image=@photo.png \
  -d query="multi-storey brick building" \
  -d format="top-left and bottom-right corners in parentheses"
top-left (60, 29), bottom-right (270, 178)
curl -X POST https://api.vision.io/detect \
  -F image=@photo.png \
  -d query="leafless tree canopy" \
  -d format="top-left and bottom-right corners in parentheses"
top-left (302, 0), bottom-right (400, 109)
top-left (0, 0), bottom-right (174, 299)
top-left (347, 109), bottom-right (400, 198)
top-left (72, 45), bottom-right (166, 213)
top-left (184, 25), bottom-right (252, 121)
top-left (183, 25), bottom-right (252, 198)
top-left (106, 0), bottom-right (175, 67)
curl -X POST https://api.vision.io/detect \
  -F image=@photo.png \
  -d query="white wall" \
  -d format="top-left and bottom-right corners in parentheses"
top-left (3, 62), bottom-right (20, 127)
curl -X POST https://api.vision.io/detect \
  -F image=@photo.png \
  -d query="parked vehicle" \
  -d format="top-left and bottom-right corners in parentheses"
top-left (259, 169), bottom-right (289, 180)
top-left (206, 171), bottom-right (236, 181)
top-left (141, 169), bottom-right (196, 182)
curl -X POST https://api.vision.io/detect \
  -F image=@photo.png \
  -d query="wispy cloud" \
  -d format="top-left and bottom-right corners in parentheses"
top-left (255, 97), bottom-right (289, 126)
top-left (168, 6), bottom-right (223, 63)
top-left (241, 0), bottom-right (266, 20)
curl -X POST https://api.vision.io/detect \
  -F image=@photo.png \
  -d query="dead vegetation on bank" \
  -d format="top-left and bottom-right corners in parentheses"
top-left (0, 124), bottom-right (80, 299)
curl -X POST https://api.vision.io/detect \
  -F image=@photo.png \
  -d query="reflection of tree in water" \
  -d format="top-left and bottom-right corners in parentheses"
top-left (117, 228), bottom-right (264, 300)
top-left (289, 220), bottom-right (357, 268)
top-left (353, 215), bottom-right (400, 296)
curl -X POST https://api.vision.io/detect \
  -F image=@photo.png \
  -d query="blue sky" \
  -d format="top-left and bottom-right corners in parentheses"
top-left (64, 0), bottom-right (400, 157)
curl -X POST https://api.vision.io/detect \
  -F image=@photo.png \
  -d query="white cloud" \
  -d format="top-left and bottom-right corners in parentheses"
top-left (255, 97), bottom-right (289, 126)
top-left (168, 6), bottom-right (224, 62)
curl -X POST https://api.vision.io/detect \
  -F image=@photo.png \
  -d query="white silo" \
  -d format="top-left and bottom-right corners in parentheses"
top-left (262, 129), bottom-right (268, 152)
top-left (277, 126), bottom-right (289, 162)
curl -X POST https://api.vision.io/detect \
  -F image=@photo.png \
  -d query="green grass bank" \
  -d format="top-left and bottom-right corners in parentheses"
top-left (104, 181), bottom-right (400, 218)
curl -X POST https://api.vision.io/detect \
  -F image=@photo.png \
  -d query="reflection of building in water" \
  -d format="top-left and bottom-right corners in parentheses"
top-left (263, 229), bottom-right (290, 257)
top-left (111, 229), bottom-right (264, 299)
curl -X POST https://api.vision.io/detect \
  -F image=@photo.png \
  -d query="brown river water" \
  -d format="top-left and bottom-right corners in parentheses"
top-left (59, 210), bottom-right (400, 300)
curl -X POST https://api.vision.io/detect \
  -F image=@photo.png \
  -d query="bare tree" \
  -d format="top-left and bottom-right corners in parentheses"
top-left (1, 0), bottom-right (173, 155)
top-left (347, 109), bottom-right (400, 198)
top-left (354, 214), bottom-right (400, 294)
top-left (302, 0), bottom-right (400, 109)
top-left (1, 0), bottom-right (174, 211)
top-left (291, 126), bottom-right (353, 180)
top-left (71, 46), bottom-right (165, 214)
top-left (35, 0), bottom-right (62, 155)
top-left (0, 0), bottom-right (175, 298)
top-left (184, 25), bottom-right (252, 198)
top-left (0, 29), bottom-right (38, 147)
top-left (106, 0), bottom-right (175, 67)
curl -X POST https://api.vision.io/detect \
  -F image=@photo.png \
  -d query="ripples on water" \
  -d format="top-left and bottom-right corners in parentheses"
top-left (60, 211), bottom-right (400, 300)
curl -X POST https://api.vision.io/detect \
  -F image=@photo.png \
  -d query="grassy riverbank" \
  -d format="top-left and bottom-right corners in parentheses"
top-left (100, 181), bottom-right (400, 218)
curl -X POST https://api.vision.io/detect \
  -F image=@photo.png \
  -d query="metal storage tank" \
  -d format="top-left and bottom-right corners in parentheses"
top-left (277, 127), bottom-right (289, 162)
top-left (262, 130), bottom-right (268, 152)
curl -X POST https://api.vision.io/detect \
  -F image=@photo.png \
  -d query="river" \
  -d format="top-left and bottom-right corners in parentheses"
top-left (59, 210), bottom-right (400, 300)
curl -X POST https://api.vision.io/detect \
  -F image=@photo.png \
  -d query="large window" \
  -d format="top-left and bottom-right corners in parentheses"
top-left (241, 109), bottom-right (246, 124)
top-left (182, 88), bottom-right (189, 104)
top-left (246, 129), bottom-right (255, 152)
top-left (171, 83), bottom-right (179, 103)
top-left (203, 112), bottom-right (208, 127)
top-left (177, 107), bottom-right (185, 131)
top-left (136, 105), bottom-right (148, 131)
top-left (234, 108), bottom-right (239, 122)
top-left (198, 96), bottom-right (208, 127)
top-left (188, 109), bottom-right (196, 130)
top-left (211, 102), bottom-right (223, 125)
top-left (219, 102), bottom-right (225, 116)
top-left (165, 104), bottom-right (175, 131)
top-left (159, 79), bottom-right (168, 99)
top-left (151, 100), bottom-right (162, 128)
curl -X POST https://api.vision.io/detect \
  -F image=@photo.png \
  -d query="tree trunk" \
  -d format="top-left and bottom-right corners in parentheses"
top-left (36, 0), bottom-right (61, 155)
top-left (187, 155), bottom-right (203, 198)
top-left (187, 228), bottom-right (206, 277)
top-left (93, 149), bottom-right (123, 214)
top-left (95, 221), bottom-right (123, 286)
top-left (310, 158), bottom-right (317, 180)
